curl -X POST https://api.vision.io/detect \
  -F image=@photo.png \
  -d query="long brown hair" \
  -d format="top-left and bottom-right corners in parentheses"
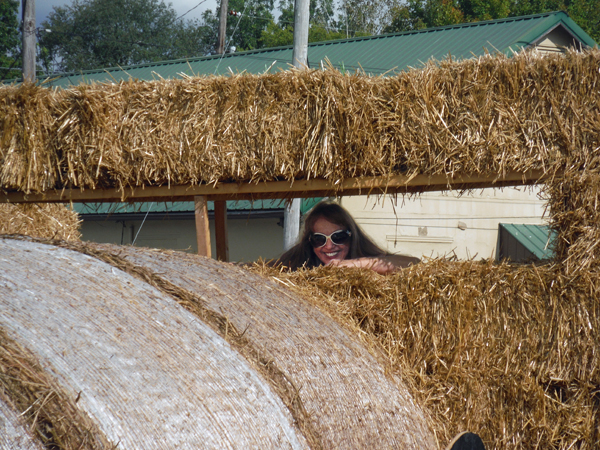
top-left (275, 201), bottom-right (387, 270)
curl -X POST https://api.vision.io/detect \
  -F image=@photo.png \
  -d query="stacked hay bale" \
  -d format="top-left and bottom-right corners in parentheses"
top-left (0, 203), bottom-right (80, 240)
top-left (545, 165), bottom-right (600, 273)
top-left (0, 50), bottom-right (598, 194)
top-left (258, 260), bottom-right (599, 450)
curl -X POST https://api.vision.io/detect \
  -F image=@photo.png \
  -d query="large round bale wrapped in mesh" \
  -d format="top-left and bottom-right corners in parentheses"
top-left (0, 396), bottom-right (44, 450)
top-left (0, 237), bottom-right (435, 449)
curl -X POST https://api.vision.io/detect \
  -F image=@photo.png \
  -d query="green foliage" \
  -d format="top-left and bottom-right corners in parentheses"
top-left (384, 0), bottom-right (599, 44)
top-left (277, 0), bottom-right (336, 28)
top-left (0, 0), bottom-right (18, 55)
top-left (0, 0), bottom-right (20, 79)
top-left (40, 0), bottom-right (210, 72)
top-left (263, 0), bottom-right (340, 48)
top-left (241, 0), bottom-right (342, 50)
top-left (385, 0), bottom-right (465, 32)
top-left (308, 25), bottom-right (347, 42)
top-left (263, 0), bottom-right (358, 45)
top-left (459, 0), bottom-right (511, 20)
top-left (261, 21), bottom-right (294, 48)
top-left (337, 0), bottom-right (385, 36)
top-left (211, 0), bottom-right (275, 51)
top-left (567, 0), bottom-right (600, 43)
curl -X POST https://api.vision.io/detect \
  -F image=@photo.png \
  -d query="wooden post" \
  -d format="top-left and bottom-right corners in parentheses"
top-left (214, 200), bottom-right (229, 261)
top-left (292, 0), bottom-right (309, 68)
top-left (216, 0), bottom-right (229, 55)
top-left (22, 0), bottom-right (36, 82)
top-left (283, 0), bottom-right (311, 250)
top-left (194, 196), bottom-right (211, 257)
top-left (284, 199), bottom-right (302, 250)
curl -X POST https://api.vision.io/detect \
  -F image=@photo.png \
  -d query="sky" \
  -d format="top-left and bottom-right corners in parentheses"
top-left (27, 0), bottom-right (220, 27)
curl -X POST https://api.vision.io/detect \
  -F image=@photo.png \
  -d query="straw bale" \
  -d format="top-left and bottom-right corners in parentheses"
top-left (544, 168), bottom-right (600, 274)
top-left (62, 241), bottom-right (436, 450)
top-left (2, 49), bottom-right (599, 270)
top-left (0, 327), bottom-right (113, 450)
top-left (1, 50), bottom-right (598, 194)
top-left (255, 260), bottom-right (600, 450)
top-left (0, 203), bottom-right (81, 240)
top-left (0, 237), bottom-right (310, 450)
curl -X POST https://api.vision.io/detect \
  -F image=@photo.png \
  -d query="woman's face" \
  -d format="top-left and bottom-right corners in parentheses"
top-left (311, 216), bottom-right (350, 265)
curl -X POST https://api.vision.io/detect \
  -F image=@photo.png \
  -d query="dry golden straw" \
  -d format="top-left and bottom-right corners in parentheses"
top-left (253, 260), bottom-right (600, 450)
top-left (0, 203), bottom-right (81, 241)
top-left (0, 50), bottom-right (598, 194)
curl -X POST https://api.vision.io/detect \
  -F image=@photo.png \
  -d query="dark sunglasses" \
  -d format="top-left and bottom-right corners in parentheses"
top-left (309, 230), bottom-right (352, 248)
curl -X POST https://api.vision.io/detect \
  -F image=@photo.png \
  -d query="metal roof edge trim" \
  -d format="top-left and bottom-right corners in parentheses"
top-left (499, 223), bottom-right (555, 259)
top-left (511, 11), bottom-right (597, 51)
top-left (558, 14), bottom-right (598, 47)
top-left (307, 11), bottom-right (566, 48)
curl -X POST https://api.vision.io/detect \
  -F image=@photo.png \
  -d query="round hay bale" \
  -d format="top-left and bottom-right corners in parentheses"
top-left (0, 396), bottom-right (44, 450)
top-left (89, 244), bottom-right (436, 450)
top-left (0, 238), bottom-right (308, 449)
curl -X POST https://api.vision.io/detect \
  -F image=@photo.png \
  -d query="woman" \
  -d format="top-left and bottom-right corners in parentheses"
top-left (276, 201), bottom-right (420, 274)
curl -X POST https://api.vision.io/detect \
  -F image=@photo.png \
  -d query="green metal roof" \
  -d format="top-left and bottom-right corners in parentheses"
top-left (42, 11), bottom-right (596, 88)
top-left (500, 223), bottom-right (556, 260)
top-left (74, 198), bottom-right (322, 216)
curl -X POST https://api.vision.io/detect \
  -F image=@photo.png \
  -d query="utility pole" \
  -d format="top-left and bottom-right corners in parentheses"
top-left (22, 0), bottom-right (36, 82)
top-left (206, 0), bottom-right (231, 261)
top-left (283, 0), bottom-right (310, 251)
top-left (292, 0), bottom-right (309, 68)
top-left (216, 0), bottom-right (229, 55)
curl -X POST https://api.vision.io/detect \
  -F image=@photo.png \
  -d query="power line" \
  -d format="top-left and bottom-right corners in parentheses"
top-left (232, 12), bottom-right (364, 35)
top-left (175, 0), bottom-right (210, 21)
top-left (214, 2), bottom-right (249, 74)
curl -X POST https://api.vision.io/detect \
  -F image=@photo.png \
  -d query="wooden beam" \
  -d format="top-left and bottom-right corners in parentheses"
top-left (194, 196), bottom-right (211, 257)
top-left (214, 200), bottom-right (229, 262)
top-left (0, 170), bottom-right (549, 204)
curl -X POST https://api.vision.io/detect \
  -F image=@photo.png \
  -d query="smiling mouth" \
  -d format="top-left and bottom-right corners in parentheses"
top-left (325, 251), bottom-right (341, 257)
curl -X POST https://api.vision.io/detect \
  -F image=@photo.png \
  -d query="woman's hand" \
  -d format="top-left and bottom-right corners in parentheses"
top-left (328, 255), bottom-right (420, 274)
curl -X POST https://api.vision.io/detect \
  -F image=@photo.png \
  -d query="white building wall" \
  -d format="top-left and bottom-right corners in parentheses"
top-left (340, 186), bottom-right (549, 261)
top-left (80, 217), bottom-right (284, 263)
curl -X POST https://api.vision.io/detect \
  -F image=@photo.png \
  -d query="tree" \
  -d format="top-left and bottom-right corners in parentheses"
top-left (261, 0), bottom-right (348, 47)
top-left (384, 0), bottom-right (465, 32)
top-left (566, 0), bottom-right (600, 43)
top-left (508, 0), bottom-right (600, 43)
top-left (384, 0), bottom-right (599, 41)
top-left (459, 0), bottom-right (510, 21)
top-left (39, 0), bottom-right (210, 73)
top-left (260, 20), bottom-right (294, 47)
top-left (199, 0), bottom-right (275, 52)
top-left (0, 0), bottom-right (20, 79)
top-left (275, 0), bottom-right (336, 30)
top-left (336, 0), bottom-right (406, 36)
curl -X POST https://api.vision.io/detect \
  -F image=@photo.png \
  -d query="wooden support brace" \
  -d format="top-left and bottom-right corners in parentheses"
top-left (0, 170), bottom-right (550, 204)
top-left (194, 196), bottom-right (211, 257)
top-left (214, 200), bottom-right (229, 262)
